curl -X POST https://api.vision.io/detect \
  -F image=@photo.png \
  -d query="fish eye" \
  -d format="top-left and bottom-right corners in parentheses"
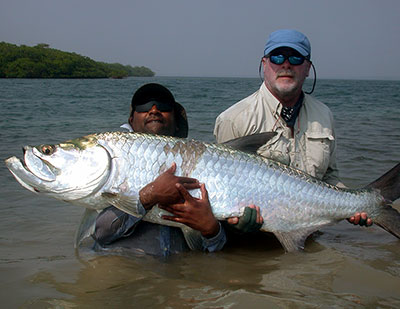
top-left (41, 145), bottom-right (55, 155)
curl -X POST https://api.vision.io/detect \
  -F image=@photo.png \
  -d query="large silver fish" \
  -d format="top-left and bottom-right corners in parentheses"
top-left (5, 131), bottom-right (400, 252)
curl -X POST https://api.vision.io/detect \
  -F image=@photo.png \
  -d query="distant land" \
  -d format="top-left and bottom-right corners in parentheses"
top-left (0, 42), bottom-right (155, 78)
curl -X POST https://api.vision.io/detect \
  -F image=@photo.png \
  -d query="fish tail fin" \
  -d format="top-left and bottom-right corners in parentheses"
top-left (373, 204), bottom-right (400, 239)
top-left (365, 162), bottom-right (400, 239)
top-left (365, 162), bottom-right (400, 202)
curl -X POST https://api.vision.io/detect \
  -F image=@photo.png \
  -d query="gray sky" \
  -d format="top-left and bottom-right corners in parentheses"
top-left (1, 0), bottom-right (399, 79)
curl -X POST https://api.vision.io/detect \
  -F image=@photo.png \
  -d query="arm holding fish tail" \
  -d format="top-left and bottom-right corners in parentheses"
top-left (348, 212), bottom-right (373, 227)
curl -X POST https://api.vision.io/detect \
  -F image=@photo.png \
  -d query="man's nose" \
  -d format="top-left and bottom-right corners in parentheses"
top-left (148, 105), bottom-right (161, 114)
top-left (281, 59), bottom-right (292, 68)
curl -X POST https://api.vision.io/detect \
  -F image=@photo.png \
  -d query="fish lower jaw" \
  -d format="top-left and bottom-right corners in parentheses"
top-left (5, 156), bottom-right (20, 165)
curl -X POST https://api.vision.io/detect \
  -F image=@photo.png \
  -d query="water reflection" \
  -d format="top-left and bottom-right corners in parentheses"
top-left (23, 228), bottom-right (400, 308)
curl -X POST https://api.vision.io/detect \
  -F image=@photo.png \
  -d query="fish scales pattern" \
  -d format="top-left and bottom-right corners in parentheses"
top-left (6, 130), bottom-right (396, 252)
top-left (95, 132), bottom-right (383, 232)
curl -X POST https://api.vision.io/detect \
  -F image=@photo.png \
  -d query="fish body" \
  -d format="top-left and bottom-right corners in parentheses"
top-left (5, 132), bottom-right (400, 251)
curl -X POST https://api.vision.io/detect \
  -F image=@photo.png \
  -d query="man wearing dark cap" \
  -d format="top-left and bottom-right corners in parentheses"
top-left (93, 83), bottom-right (227, 256)
top-left (214, 29), bottom-right (371, 227)
top-left (124, 83), bottom-right (189, 138)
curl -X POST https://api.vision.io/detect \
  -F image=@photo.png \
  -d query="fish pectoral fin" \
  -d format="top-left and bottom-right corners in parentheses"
top-left (101, 191), bottom-right (142, 217)
top-left (274, 227), bottom-right (318, 252)
top-left (74, 208), bottom-right (99, 248)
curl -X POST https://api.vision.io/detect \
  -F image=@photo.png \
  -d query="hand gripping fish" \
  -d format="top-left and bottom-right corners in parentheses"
top-left (5, 132), bottom-right (400, 252)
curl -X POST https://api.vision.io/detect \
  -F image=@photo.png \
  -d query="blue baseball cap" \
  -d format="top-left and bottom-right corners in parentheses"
top-left (264, 29), bottom-right (311, 58)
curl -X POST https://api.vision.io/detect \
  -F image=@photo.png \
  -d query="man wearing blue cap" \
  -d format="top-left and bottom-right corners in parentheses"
top-left (214, 29), bottom-right (371, 227)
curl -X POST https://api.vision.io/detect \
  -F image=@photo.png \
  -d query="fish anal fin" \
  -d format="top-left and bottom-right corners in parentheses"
top-left (74, 208), bottom-right (99, 248)
top-left (222, 132), bottom-right (277, 154)
top-left (101, 191), bottom-right (142, 218)
top-left (274, 227), bottom-right (319, 252)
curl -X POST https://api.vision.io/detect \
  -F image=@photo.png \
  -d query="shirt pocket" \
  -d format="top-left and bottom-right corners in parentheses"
top-left (304, 132), bottom-right (334, 179)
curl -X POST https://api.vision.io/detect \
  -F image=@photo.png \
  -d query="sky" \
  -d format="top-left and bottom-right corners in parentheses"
top-left (1, 0), bottom-right (399, 80)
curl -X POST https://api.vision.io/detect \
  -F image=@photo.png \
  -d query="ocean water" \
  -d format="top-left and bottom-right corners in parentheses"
top-left (1, 77), bottom-right (399, 308)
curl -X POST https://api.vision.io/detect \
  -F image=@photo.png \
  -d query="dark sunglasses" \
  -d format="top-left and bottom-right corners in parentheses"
top-left (135, 100), bottom-right (174, 113)
top-left (268, 54), bottom-right (307, 65)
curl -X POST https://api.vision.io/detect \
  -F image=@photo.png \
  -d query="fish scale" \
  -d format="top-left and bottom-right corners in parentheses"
top-left (5, 131), bottom-right (400, 252)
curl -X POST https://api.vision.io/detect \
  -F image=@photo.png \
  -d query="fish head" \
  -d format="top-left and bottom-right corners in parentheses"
top-left (5, 135), bottom-right (111, 201)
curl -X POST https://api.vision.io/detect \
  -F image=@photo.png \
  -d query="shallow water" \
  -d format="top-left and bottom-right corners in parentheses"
top-left (1, 77), bottom-right (400, 308)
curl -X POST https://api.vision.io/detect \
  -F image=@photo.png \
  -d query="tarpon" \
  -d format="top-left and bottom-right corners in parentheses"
top-left (5, 132), bottom-right (400, 252)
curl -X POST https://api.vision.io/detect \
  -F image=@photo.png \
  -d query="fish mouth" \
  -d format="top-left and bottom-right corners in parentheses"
top-left (5, 156), bottom-right (42, 193)
top-left (5, 147), bottom-right (57, 193)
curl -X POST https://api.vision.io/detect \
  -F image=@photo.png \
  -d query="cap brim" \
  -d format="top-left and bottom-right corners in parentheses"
top-left (264, 43), bottom-right (309, 57)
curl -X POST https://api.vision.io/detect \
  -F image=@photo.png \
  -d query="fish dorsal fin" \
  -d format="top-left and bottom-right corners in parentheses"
top-left (365, 162), bottom-right (400, 202)
top-left (273, 226), bottom-right (322, 252)
top-left (101, 191), bottom-right (143, 218)
top-left (222, 132), bottom-right (277, 154)
top-left (74, 208), bottom-right (99, 248)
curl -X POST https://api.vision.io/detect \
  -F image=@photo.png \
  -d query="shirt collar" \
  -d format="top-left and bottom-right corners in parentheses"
top-left (120, 123), bottom-right (133, 132)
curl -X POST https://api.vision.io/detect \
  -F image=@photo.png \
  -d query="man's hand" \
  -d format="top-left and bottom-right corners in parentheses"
top-left (348, 212), bottom-right (373, 227)
top-left (139, 163), bottom-right (200, 210)
top-left (159, 183), bottom-right (220, 238)
top-left (227, 205), bottom-right (263, 233)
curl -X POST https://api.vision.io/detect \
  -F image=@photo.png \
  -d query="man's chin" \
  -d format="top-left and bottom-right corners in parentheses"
top-left (274, 82), bottom-right (299, 96)
top-left (144, 123), bottom-right (171, 136)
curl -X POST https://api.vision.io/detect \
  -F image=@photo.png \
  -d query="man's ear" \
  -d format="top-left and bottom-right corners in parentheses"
top-left (128, 115), bottom-right (134, 127)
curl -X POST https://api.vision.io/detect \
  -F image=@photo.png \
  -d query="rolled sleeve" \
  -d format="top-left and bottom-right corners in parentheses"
top-left (201, 222), bottom-right (227, 252)
top-left (183, 222), bottom-right (227, 252)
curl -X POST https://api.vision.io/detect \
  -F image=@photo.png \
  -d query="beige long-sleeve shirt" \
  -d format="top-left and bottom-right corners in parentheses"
top-left (214, 83), bottom-right (343, 186)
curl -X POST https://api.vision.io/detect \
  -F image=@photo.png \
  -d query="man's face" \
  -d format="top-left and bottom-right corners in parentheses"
top-left (263, 47), bottom-right (311, 103)
top-left (129, 104), bottom-right (177, 136)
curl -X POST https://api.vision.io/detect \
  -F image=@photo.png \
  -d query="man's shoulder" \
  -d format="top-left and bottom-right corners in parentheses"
top-left (303, 94), bottom-right (335, 130)
top-left (304, 94), bottom-right (333, 115)
top-left (217, 90), bottom-right (260, 122)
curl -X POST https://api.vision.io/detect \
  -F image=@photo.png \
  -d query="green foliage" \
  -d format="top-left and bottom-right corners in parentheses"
top-left (126, 65), bottom-right (155, 77)
top-left (0, 42), bottom-right (155, 78)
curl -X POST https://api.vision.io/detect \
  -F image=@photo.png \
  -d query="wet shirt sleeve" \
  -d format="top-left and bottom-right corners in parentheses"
top-left (92, 204), bottom-right (146, 246)
top-left (183, 222), bottom-right (227, 252)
